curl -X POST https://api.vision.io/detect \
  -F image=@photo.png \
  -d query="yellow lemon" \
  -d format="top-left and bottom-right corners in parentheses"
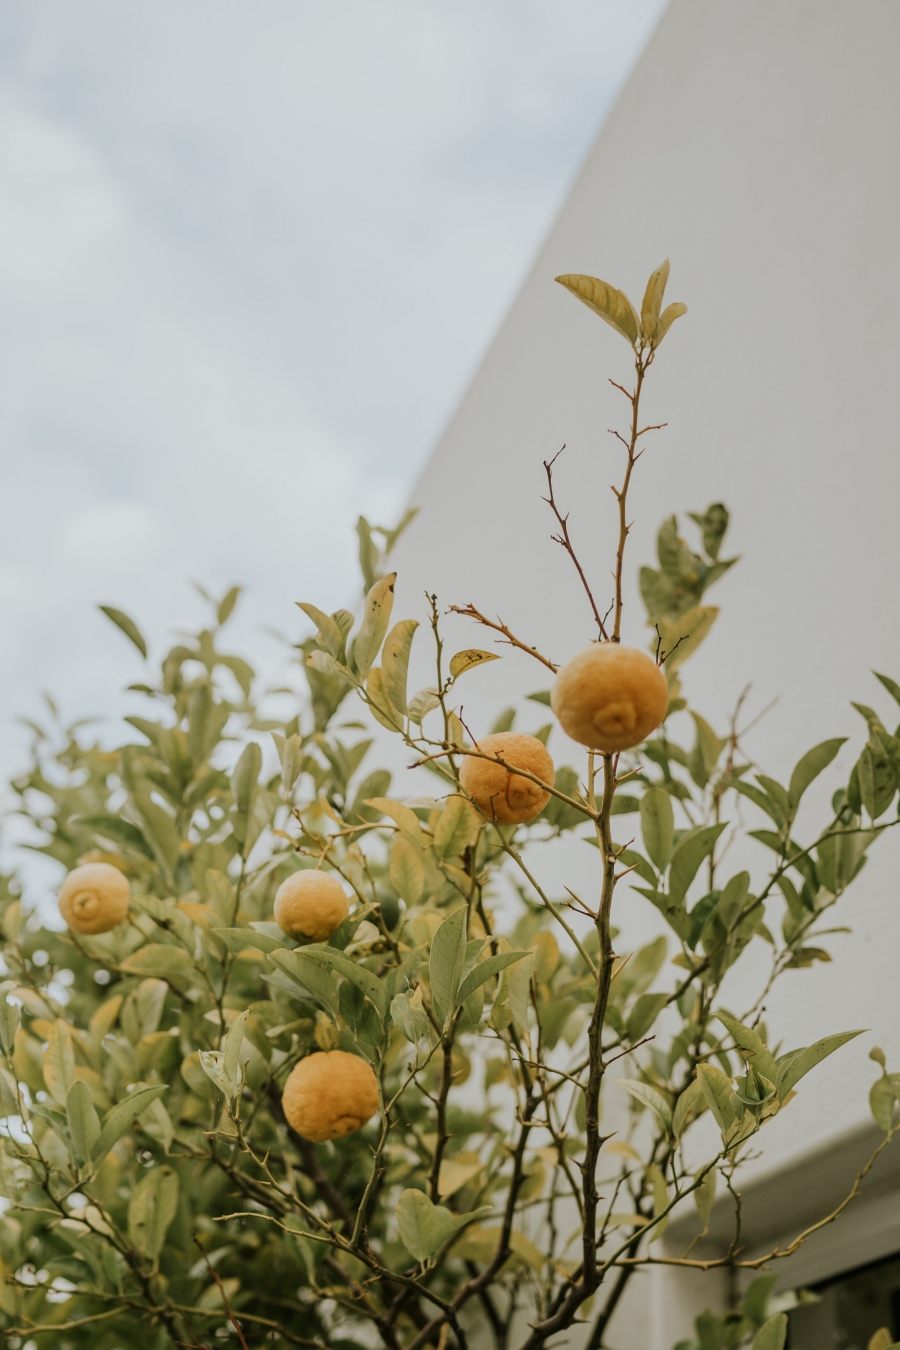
top-left (58, 862), bottom-right (131, 935)
top-left (273, 871), bottom-right (350, 943)
top-left (282, 1050), bottom-right (379, 1141)
top-left (551, 644), bottom-right (668, 752)
top-left (459, 731), bottom-right (554, 824)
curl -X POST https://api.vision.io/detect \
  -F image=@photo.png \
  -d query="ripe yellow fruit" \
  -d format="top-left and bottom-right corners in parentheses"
top-left (273, 870), bottom-right (349, 943)
top-left (282, 1050), bottom-right (379, 1141)
top-left (58, 862), bottom-right (131, 935)
top-left (459, 731), bottom-right (554, 825)
top-left (551, 644), bottom-right (668, 752)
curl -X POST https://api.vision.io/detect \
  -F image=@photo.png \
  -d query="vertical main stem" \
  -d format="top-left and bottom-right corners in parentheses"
top-left (582, 351), bottom-right (648, 1287)
top-left (581, 752), bottom-right (617, 1288)
top-left (612, 357), bottom-right (647, 643)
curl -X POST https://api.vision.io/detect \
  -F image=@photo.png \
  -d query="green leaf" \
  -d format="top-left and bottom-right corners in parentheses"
top-left (93, 1085), bottom-right (168, 1163)
top-left (640, 259), bottom-right (669, 343)
top-left (727, 779), bottom-right (782, 826)
top-left (776, 1029), bottom-right (865, 1099)
top-left (752, 1314), bottom-right (787, 1350)
top-left (354, 573), bottom-right (396, 677)
top-left (456, 951), bottom-right (529, 1009)
top-left (697, 1063), bottom-right (737, 1130)
top-left (870, 1076), bottom-right (898, 1132)
top-left (0, 1001), bottom-right (19, 1055)
top-left (672, 1078), bottom-right (707, 1140)
top-left (555, 273), bottom-right (640, 346)
top-left (76, 813), bottom-right (154, 859)
top-left (656, 606), bottom-right (718, 671)
top-left (449, 649), bottom-right (501, 681)
top-left (303, 946), bottom-right (388, 1018)
top-left (99, 605), bottom-right (147, 658)
top-left (626, 992), bottom-right (668, 1044)
top-left (688, 502), bottom-right (730, 562)
top-left (874, 671), bottom-right (900, 710)
top-left (755, 775), bottom-right (791, 827)
top-left (433, 795), bottom-right (480, 859)
top-left (646, 1162), bottom-right (669, 1242)
top-left (267, 949), bottom-right (341, 1020)
top-left (788, 738), bottom-right (847, 809)
top-left (694, 1166), bottom-right (717, 1227)
top-left (507, 953), bottom-right (534, 1036)
top-left (640, 786), bottom-right (674, 870)
top-left (128, 1165), bottom-right (179, 1260)
top-left (633, 886), bottom-right (692, 941)
top-left (669, 823), bottom-right (727, 903)
top-left (380, 619), bottom-right (418, 715)
top-left (66, 1079), bottom-right (100, 1164)
top-left (217, 586), bottom-right (241, 626)
top-left (43, 1019), bottom-right (76, 1107)
top-left (408, 687), bottom-right (442, 723)
top-left (615, 1078), bottom-right (672, 1133)
top-left (688, 712), bottom-right (722, 789)
top-left (297, 604), bottom-right (345, 660)
top-left (715, 1013), bottom-right (777, 1082)
top-left (391, 988), bottom-right (430, 1044)
top-left (132, 793), bottom-right (182, 877)
top-left (223, 1008), bottom-right (250, 1085)
top-left (858, 742), bottom-right (896, 821)
top-left (365, 796), bottom-right (422, 845)
top-left (213, 927), bottom-right (283, 955)
top-left (396, 1187), bottom-right (492, 1262)
top-left (430, 908), bottom-right (468, 1023)
top-left (743, 1274), bottom-right (778, 1329)
top-left (121, 945), bottom-right (196, 982)
top-left (231, 739), bottom-right (262, 818)
top-left (390, 836), bottom-right (424, 904)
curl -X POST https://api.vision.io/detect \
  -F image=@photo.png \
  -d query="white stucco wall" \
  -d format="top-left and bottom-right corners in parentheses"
top-left (388, 1), bottom-right (900, 1344)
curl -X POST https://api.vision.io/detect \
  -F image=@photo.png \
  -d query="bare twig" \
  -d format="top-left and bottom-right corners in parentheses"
top-left (448, 603), bottom-right (558, 672)
top-left (543, 449), bottom-right (610, 641)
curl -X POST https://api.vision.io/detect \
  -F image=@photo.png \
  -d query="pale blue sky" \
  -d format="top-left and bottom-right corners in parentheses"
top-left (0, 0), bottom-right (666, 781)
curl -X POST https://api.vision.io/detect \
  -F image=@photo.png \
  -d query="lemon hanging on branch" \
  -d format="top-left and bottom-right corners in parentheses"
top-left (459, 731), bottom-right (554, 824)
top-left (58, 862), bottom-right (131, 934)
top-left (274, 870), bottom-right (350, 943)
top-left (551, 644), bottom-right (668, 753)
top-left (282, 1049), bottom-right (379, 1141)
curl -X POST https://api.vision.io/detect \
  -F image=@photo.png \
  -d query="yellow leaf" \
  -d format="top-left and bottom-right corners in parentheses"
top-left (366, 667), bottom-right (404, 731)
top-left (656, 300), bottom-right (687, 346)
top-left (867, 1330), bottom-right (894, 1350)
top-left (555, 274), bottom-right (640, 346)
top-left (509, 1230), bottom-right (546, 1271)
top-left (438, 1158), bottom-right (483, 1198)
top-left (449, 649), bottom-right (501, 680)
top-left (640, 259), bottom-right (669, 344)
top-left (176, 900), bottom-right (219, 930)
top-left (602, 1140), bottom-right (642, 1161)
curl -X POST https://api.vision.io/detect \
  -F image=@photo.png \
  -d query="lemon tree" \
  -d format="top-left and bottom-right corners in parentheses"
top-left (1, 262), bottom-right (899, 1350)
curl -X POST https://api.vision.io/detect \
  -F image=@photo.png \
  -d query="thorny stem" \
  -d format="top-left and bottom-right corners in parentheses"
top-left (448, 604), bottom-right (558, 673)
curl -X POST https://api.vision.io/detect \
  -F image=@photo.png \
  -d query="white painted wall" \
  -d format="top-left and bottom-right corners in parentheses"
top-left (389, 2), bottom-right (900, 1344)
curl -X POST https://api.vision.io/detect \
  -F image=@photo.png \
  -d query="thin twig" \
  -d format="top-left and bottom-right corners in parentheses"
top-left (543, 449), bottom-right (610, 641)
top-left (448, 603), bottom-right (558, 672)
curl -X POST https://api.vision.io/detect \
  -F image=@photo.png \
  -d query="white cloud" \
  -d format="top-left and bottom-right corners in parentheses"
top-left (0, 0), bottom-right (667, 788)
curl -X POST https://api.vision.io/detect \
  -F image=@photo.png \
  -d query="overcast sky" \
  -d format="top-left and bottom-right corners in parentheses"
top-left (0, 0), bottom-right (666, 783)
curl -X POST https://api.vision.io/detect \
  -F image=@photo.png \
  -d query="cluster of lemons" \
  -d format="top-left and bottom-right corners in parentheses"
top-left (56, 643), bottom-right (666, 1143)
